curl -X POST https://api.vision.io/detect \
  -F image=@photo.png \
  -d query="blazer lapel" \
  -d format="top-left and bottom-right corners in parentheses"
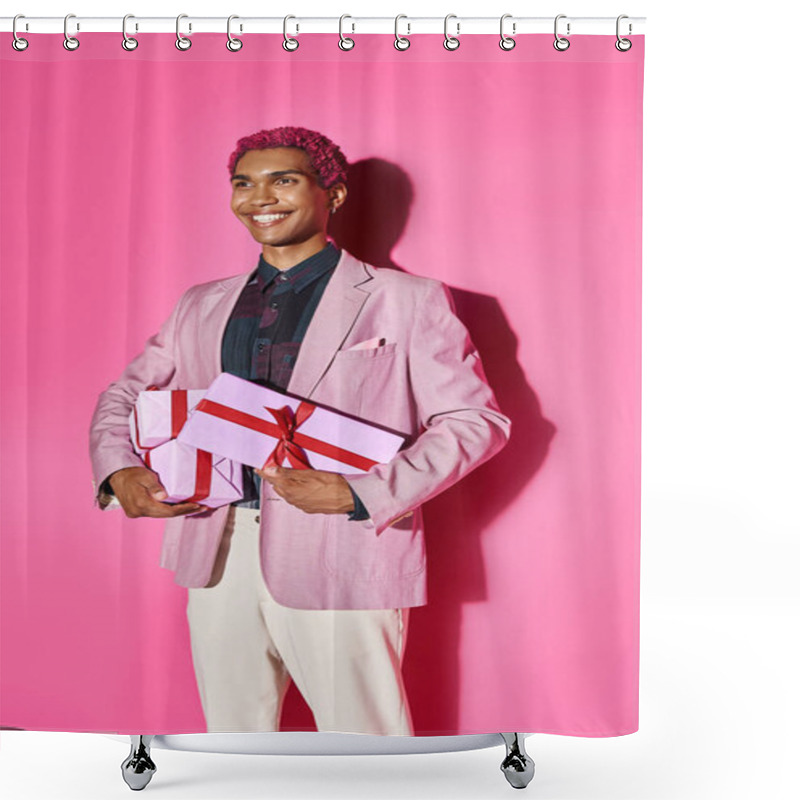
top-left (287, 249), bottom-right (374, 399)
top-left (193, 271), bottom-right (253, 379)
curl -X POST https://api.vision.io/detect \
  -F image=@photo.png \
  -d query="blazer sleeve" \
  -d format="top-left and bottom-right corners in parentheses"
top-left (88, 289), bottom-right (189, 508)
top-left (344, 280), bottom-right (512, 535)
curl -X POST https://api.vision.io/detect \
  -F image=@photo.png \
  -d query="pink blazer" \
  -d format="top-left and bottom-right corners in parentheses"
top-left (89, 249), bottom-right (511, 609)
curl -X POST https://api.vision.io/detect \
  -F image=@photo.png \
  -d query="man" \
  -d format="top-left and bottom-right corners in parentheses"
top-left (90, 126), bottom-right (511, 736)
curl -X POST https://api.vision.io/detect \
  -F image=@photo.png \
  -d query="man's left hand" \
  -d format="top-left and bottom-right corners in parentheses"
top-left (255, 465), bottom-right (356, 515)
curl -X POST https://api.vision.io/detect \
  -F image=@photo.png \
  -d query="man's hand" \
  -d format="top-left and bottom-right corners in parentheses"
top-left (255, 465), bottom-right (355, 515)
top-left (108, 466), bottom-right (209, 518)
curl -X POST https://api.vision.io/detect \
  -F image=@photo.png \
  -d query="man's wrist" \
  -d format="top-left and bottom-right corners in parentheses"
top-left (106, 465), bottom-right (148, 496)
top-left (106, 468), bottom-right (130, 496)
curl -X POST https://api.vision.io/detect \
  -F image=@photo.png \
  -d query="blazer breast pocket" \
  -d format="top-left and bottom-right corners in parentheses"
top-left (321, 342), bottom-right (401, 419)
top-left (334, 341), bottom-right (397, 360)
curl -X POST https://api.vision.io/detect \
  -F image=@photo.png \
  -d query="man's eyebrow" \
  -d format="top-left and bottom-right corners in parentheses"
top-left (230, 169), bottom-right (308, 181)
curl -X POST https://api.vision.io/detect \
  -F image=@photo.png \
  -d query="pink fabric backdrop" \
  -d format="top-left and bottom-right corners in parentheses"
top-left (0, 33), bottom-right (643, 736)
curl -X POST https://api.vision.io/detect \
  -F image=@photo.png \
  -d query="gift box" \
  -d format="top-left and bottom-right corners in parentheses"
top-left (142, 439), bottom-right (243, 508)
top-left (129, 388), bottom-right (207, 453)
top-left (176, 372), bottom-right (407, 474)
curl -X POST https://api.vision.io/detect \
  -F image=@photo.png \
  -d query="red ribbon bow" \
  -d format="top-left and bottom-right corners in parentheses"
top-left (193, 397), bottom-right (380, 472)
top-left (262, 402), bottom-right (316, 470)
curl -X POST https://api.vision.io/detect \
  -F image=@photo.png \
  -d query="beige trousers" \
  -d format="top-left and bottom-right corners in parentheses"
top-left (186, 506), bottom-right (413, 735)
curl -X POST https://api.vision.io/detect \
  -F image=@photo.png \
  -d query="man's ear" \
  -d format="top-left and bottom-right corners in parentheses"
top-left (329, 182), bottom-right (347, 210)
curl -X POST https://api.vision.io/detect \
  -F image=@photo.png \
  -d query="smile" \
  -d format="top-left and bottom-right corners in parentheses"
top-left (250, 212), bottom-right (291, 226)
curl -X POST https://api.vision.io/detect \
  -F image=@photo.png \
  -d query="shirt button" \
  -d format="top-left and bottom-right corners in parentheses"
top-left (257, 343), bottom-right (265, 352)
top-left (254, 515), bottom-right (260, 523)
top-left (277, 274), bottom-right (288, 282)
top-left (270, 301), bottom-right (279, 309)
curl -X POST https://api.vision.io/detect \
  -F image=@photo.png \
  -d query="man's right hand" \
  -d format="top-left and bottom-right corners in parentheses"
top-left (108, 467), bottom-right (208, 518)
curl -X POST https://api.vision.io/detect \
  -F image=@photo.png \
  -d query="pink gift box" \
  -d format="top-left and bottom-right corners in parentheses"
top-left (176, 372), bottom-right (407, 474)
top-left (143, 439), bottom-right (243, 509)
top-left (129, 388), bottom-right (207, 453)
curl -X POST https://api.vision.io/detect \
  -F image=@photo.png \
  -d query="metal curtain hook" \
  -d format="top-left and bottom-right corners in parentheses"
top-left (12, 14), bottom-right (29, 51)
top-left (443, 13), bottom-right (460, 51)
top-left (499, 14), bottom-right (516, 51)
top-left (64, 13), bottom-right (80, 51)
top-left (227, 15), bottom-right (243, 51)
top-left (394, 14), bottom-right (410, 50)
top-left (553, 14), bottom-right (570, 51)
top-left (283, 15), bottom-right (299, 51)
top-left (176, 13), bottom-right (191, 50)
top-left (339, 14), bottom-right (355, 50)
top-left (616, 14), bottom-right (632, 51)
top-left (122, 14), bottom-right (138, 51)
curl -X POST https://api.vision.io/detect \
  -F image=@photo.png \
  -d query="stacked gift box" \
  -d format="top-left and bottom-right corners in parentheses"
top-left (129, 387), bottom-right (243, 509)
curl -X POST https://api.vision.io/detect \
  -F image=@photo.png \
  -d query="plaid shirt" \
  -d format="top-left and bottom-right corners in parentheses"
top-left (222, 242), bottom-right (369, 520)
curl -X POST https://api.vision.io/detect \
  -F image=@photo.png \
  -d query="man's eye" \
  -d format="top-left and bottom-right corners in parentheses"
top-left (276, 178), bottom-right (296, 185)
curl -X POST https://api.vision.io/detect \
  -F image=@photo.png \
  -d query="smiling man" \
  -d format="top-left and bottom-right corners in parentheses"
top-left (89, 126), bottom-right (511, 736)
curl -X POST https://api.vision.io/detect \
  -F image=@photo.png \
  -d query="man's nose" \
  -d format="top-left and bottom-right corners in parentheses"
top-left (250, 183), bottom-right (277, 205)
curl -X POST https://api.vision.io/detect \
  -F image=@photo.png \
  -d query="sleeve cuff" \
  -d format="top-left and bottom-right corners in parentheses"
top-left (345, 482), bottom-right (371, 521)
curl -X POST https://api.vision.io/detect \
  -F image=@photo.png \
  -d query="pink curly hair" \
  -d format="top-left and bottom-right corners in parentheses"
top-left (227, 126), bottom-right (348, 188)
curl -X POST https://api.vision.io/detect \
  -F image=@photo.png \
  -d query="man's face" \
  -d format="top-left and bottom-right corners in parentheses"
top-left (230, 147), bottom-right (339, 250)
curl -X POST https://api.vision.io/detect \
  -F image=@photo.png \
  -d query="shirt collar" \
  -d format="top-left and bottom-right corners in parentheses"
top-left (255, 242), bottom-right (341, 294)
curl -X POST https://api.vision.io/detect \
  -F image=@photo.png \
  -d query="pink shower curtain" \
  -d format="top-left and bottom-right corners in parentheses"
top-left (0, 31), bottom-right (643, 736)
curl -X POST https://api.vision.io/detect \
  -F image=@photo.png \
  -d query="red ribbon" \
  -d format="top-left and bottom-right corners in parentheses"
top-left (137, 389), bottom-right (209, 502)
top-left (186, 449), bottom-right (213, 503)
top-left (170, 390), bottom-right (188, 439)
top-left (143, 446), bottom-right (213, 503)
top-left (133, 388), bottom-right (189, 450)
top-left (194, 398), bottom-right (379, 472)
top-left (132, 405), bottom-right (147, 453)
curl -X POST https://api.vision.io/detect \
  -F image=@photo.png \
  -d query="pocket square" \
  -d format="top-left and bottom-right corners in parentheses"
top-left (345, 337), bottom-right (386, 351)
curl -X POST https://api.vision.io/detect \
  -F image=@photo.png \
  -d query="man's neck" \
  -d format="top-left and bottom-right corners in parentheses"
top-left (262, 237), bottom-right (329, 271)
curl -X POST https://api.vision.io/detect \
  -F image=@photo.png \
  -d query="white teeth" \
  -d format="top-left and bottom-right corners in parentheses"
top-left (252, 213), bottom-right (289, 223)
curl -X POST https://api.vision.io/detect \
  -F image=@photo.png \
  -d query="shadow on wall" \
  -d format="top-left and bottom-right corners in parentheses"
top-left (280, 158), bottom-right (556, 734)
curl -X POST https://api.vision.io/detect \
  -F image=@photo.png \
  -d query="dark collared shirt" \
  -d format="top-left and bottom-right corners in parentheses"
top-left (221, 242), bottom-right (370, 520)
top-left (222, 243), bottom-right (338, 387)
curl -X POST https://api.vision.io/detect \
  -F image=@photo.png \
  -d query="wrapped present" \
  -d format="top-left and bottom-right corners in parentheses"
top-left (142, 439), bottom-right (243, 508)
top-left (177, 372), bottom-right (407, 474)
top-left (129, 387), bottom-right (207, 454)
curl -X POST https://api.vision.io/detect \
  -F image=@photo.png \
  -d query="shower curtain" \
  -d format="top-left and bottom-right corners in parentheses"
top-left (0, 29), bottom-right (643, 738)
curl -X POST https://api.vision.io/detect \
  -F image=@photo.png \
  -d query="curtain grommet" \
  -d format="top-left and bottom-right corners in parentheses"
top-left (12, 14), bottom-right (29, 51)
top-left (121, 14), bottom-right (138, 51)
top-left (499, 14), bottom-right (516, 51)
top-left (615, 15), bottom-right (632, 51)
top-left (226, 15), bottom-right (243, 52)
top-left (443, 13), bottom-right (460, 51)
top-left (175, 14), bottom-right (191, 51)
top-left (394, 15), bottom-right (410, 50)
top-left (339, 15), bottom-right (355, 51)
top-left (175, 14), bottom-right (192, 51)
top-left (283, 15), bottom-right (299, 51)
top-left (553, 14), bottom-right (570, 51)
top-left (63, 13), bottom-right (80, 51)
